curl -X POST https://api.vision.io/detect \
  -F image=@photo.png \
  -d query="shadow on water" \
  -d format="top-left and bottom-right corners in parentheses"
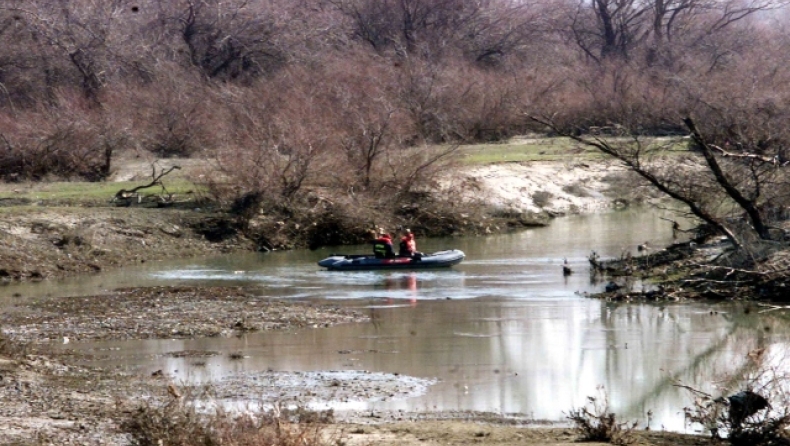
top-left (7, 208), bottom-right (788, 432)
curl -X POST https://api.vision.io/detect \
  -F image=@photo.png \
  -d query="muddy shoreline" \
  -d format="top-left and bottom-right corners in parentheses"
top-left (0, 265), bottom-right (714, 445)
top-left (0, 162), bottom-right (711, 445)
top-left (1, 286), bottom-right (368, 342)
top-left (0, 160), bottom-right (638, 283)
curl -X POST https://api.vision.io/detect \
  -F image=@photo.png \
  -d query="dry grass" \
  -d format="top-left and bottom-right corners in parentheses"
top-left (121, 390), bottom-right (343, 446)
top-left (567, 386), bottom-right (638, 445)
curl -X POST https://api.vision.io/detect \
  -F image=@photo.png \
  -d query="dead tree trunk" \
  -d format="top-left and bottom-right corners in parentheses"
top-left (529, 115), bottom-right (742, 248)
top-left (683, 117), bottom-right (771, 240)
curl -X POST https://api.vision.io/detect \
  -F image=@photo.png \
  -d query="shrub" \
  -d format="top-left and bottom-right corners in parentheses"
top-left (0, 107), bottom-right (125, 182)
top-left (679, 348), bottom-right (790, 445)
top-left (120, 393), bottom-right (342, 446)
top-left (567, 386), bottom-right (637, 445)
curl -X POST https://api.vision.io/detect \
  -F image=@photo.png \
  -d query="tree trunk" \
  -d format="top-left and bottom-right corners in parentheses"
top-left (683, 117), bottom-right (771, 240)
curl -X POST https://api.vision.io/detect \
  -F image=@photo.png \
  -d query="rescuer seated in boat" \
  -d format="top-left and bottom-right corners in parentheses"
top-left (373, 230), bottom-right (396, 258)
top-left (398, 229), bottom-right (423, 259)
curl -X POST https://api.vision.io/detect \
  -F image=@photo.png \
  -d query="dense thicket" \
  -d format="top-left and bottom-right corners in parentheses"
top-left (1, 0), bottom-right (789, 236)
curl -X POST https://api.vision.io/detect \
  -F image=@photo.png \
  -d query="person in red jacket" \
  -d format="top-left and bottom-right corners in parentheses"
top-left (373, 229), bottom-right (396, 258)
top-left (398, 229), bottom-right (418, 257)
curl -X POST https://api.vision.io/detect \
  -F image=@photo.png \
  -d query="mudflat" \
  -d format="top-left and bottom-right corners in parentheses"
top-left (0, 161), bottom-right (708, 445)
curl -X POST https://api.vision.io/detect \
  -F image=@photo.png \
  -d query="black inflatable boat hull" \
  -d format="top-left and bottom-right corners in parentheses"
top-left (318, 249), bottom-right (465, 271)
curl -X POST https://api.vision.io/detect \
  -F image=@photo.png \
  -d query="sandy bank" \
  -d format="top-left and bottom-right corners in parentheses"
top-left (458, 160), bottom-right (628, 215)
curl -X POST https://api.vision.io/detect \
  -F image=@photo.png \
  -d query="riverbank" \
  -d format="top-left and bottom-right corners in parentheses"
top-left (0, 287), bottom-right (716, 446)
top-left (0, 159), bottom-right (638, 282)
top-left (0, 159), bottom-right (710, 445)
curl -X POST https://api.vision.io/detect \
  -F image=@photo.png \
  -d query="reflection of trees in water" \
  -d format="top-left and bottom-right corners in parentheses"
top-left (601, 304), bottom-right (778, 417)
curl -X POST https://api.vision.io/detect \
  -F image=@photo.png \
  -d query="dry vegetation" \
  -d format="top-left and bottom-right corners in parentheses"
top-left (0, 2), bottom-right (785, 176)
top-left (0, 0), bottom-right (789, 277)
top-left (5, 3), bottom-right (790, 443)
top-left (121, 397), bottom-right (341, 446)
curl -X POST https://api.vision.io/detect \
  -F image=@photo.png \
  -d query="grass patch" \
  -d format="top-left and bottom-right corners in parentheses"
top-left (458, 136), bottom-right (690, 166)
top-left (0, 179), bottom-right (202, 205)
top-left (459, 137), bottom-right (597, 164)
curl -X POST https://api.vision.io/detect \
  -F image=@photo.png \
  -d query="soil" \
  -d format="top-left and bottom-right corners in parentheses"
top-left (0, 160), bottom-right (712, 445)
top-left (0, 206), bottom-right (252, 281)
top-left (456, 160), bottom-right (631, 215)
top-left (0, 159), bottom-right (641, 283)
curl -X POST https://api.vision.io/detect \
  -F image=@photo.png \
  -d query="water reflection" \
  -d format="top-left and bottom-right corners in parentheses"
top-left (70, 299), bottom-right (786, 433)
top-left (377, 273), bottom-right (419, 306)
top-left (13, 208), bottom-right (790, 432)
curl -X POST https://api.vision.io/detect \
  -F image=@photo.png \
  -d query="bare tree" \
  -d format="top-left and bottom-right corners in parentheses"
top-left (562, 0), bottom-right (788, 63)
top-left (326, 0), bottom-right (544, 65)
top-left (530, 108), bottom-right (790, 252)
top-left (209, 68), bottom-right (332, 205)
top-left (2, 0), bottom-right (133, 103)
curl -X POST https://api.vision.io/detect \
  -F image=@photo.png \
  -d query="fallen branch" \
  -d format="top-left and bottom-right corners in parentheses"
top-left (709, 144), bottom-right (790, 166)
top-left (690, 264), bottom-right (773, 277)
top-left (757, 303), bottom-right (790, 314)
top-left (114, 164), bottom-right (181, 202)
top-left (681, 278), bottom-right (748, 285)
top-left (673, 383), bottom-right (713, 399)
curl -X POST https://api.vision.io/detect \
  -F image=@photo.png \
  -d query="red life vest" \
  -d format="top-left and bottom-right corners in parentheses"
top-left (399, 234), bottom-right (416, 255)
top-left (373, 235), bottom-right (395, 258)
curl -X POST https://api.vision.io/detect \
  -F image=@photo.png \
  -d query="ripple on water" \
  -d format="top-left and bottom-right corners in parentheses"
top-left (151, 269), bottom-right (306, 284)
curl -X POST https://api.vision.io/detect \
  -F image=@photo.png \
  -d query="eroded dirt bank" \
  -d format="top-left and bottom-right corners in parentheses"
top-left (0, 160), bottom-right (637, 283)
top-left (0, 161), bottom-right (704, 445)
top-left (0, 206), bottom-right (252, 282)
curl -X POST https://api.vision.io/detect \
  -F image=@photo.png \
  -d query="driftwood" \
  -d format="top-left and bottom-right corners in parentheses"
top-left (757, 303), bottom-right (790, 314)
top-left (588, 242), bottom-right (694, 276)
top-left (113, 164), bottom-right (181, 205)
top-left (709, 143), bottom-right (790, 166)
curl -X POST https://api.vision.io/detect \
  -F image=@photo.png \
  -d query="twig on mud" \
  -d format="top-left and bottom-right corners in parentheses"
top-left (681, 278), bottom-right (748, 285)
top-left (673, 383), bottom-right (713, 399)
top-left (756, 303), bottom-right (790, 314)
top-left (690, 264), bottom-right (775, 277)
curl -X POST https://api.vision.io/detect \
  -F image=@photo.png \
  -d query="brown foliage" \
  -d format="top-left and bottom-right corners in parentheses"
top-left (567, 386), bottom-right (638, 445)
top-left (0, 0), bottom-right (789, 245)
top-left (0, 95), bottom-right (128, 181)
top-left (121, 394), bottom-right (340, 446)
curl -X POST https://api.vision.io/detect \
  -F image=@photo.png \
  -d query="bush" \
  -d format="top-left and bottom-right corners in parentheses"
top-left (680, 349), bottom-right (790, 445)
top-left (120, 391), bottom-right (341, 446)
top-left (0, 109), bottom-right (124, 182)
top-left (567, 386), bottom-right (637, 445)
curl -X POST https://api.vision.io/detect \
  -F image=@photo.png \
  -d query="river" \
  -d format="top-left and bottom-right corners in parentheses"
top-left (7, 207), bottom-right (787, 432)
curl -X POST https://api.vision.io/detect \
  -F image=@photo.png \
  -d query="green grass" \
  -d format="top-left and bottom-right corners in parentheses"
top-left (0, 178), bottom-right (201, 203)
top-left (0, 136), bottom-right (691, 204)
top-left (458, 136), bottom-right (690, 165)
top-left (458, 137), bottom-right (593, 164)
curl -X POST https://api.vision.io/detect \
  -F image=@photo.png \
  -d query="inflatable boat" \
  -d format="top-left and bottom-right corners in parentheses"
top-left (318, 249), bottom-right (465, 271)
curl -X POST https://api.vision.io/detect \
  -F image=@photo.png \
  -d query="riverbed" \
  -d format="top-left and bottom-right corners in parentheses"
top-left (3, 207), bottom-right (783, 437)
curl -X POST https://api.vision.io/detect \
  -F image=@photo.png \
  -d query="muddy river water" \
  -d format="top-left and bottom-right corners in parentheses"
top-left (8, 208), bottom-right (789, 432)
